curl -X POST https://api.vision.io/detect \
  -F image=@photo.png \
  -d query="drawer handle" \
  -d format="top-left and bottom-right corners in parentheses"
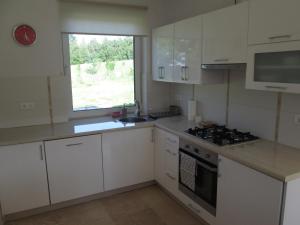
top-left (187, 203), bottom-right (201, 214)
top-left (214, 58), bottom-right (229, 62)
top-left (167, 137), bottom-right (177, 144)
top-left (166, 173), bottom-right (176, 180)
top-left (269, 35), bottom-right (291, 40)
top-left (166, 149), bottom-right (177, 156)
top-left (265, 86), bottom-right (287, 90)
top-left (66, 143), bottom-right (83, 147)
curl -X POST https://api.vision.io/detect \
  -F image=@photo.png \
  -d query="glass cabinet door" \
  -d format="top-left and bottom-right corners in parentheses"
top-left (254, 50), bottom-right (300, 84)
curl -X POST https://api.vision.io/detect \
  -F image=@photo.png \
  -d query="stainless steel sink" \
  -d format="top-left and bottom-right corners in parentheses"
top-left (119, 116), bottom-right (153, 123)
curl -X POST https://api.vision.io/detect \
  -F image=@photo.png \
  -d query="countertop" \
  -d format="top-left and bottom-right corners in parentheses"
top-left (1, 116), bottom-right (300, 182)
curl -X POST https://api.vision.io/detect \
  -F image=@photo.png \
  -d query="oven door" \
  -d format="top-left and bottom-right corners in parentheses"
top-left (195, 160), bottom-right (218, 208)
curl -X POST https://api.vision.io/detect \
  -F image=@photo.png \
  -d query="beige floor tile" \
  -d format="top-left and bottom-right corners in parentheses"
top-left (6, 185), bottom-right (205, 225)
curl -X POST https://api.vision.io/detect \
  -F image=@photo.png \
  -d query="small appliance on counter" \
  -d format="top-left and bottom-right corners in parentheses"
top-left (149, 105), bottom-right (181, 119)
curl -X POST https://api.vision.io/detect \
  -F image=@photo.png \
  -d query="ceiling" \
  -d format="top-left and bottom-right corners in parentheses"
top-left (61, 0), bottom-right (148, 7)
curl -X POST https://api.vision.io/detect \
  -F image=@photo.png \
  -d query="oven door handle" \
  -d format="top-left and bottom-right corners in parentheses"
top-left (197, 161), bottom-right (218, 173)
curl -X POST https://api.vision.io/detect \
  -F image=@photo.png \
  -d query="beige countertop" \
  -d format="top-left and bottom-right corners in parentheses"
top-left (1, 116), bottom-right (300, 182)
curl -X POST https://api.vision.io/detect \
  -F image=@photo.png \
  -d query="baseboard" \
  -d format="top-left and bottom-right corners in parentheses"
top-left (5, 181), bottom-right (155, 222)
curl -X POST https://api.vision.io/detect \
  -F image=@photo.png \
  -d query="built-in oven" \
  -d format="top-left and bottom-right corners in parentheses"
top-left (179, 139), bottom-right (218, 216)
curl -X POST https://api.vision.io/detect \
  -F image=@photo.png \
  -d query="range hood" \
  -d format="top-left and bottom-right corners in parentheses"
top-left (201, 63), bottom-right (246, 70)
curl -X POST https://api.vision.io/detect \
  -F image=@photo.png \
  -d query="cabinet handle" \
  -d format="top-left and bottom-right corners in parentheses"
top-left (214, 58), bottom-right (229, 62)
top-left (181, 66), bottom-right (185, 80)
top-left (166, 173), bottom-right (176, 180)
top-left (268, 34), bottom-right (291, 40)
top-left (166, 137), bottom-right (177, 144)
top-left (265, 86), bottom-right (287, 90)
top-left (161, 67), bottom-right (165, 79)
top-left (158, 67), bottom-right (163, 79)
top-left (184, 66), bottom-right (189, 81)
top-left (66, 143), bottom-right (83, 147)
top-left (39, 145), bottom-right (44, 161)
top-left (166, 149), bottom-right (177, 156)
top-left (187, 203), bottom-right (200, 214)
top-left (151, 129), bottom-right (155, 143)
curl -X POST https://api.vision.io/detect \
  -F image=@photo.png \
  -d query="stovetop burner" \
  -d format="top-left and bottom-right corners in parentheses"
top-left (186, 125), bottom-right (259, 146)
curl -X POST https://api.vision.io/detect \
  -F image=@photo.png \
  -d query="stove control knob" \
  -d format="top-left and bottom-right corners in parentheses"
top-left (185, 145), bottom-right (190, 149)
top-left (194, 148), bottom-right (199, 153)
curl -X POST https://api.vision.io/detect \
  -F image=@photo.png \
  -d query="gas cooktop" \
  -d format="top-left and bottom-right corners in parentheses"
top-left (185, 125), bottom-right (259, 146)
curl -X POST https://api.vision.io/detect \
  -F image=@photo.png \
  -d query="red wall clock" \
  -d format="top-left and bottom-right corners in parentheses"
top-left (13, 24), bottom-right (37, 46)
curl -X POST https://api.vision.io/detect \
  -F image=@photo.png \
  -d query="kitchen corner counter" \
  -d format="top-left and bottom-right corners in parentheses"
top-left (0, 117), bottom-right (154, 146)
top-left (1, 116), bottom-right (300, 182)
top-left (155, 117), bottom-right (300, 182)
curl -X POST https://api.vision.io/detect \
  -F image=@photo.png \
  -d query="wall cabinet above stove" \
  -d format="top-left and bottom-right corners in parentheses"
top-left (248, 0), bottom-right (300, 46)
top-left (152, 16), bottom-right (224, 85)
top-left (0, 0), bottom-right (63, 77)
top-left (202, 2), bottom-right (248, 65)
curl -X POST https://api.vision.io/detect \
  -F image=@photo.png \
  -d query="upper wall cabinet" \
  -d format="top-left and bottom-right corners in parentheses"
top-left (0, 0), bottom-right (63, 77)
top-left (248, 0), bottom-right (300, 45)
top-left (152, 16), bottom-right (224, 85)
top-left (202, 2), bottom-right (248, 64)
top-left (152, 24), bottom-right (174, 82)
top-left (173, 16), bottom-right (203, 84)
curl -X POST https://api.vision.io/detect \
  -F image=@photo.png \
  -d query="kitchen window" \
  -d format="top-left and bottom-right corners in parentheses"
top-left (64, 33), bottom-right (138, 114)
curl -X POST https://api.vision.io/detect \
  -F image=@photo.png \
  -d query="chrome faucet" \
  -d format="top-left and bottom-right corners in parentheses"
top-left (135, 100), bottom-right (141, 117)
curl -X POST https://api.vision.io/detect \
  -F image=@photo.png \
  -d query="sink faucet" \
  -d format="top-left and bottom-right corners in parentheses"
top-left (135, 100), bottom-right (141, 117)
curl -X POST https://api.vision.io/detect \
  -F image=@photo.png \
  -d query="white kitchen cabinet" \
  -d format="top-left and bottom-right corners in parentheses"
top-left (216, 156), bottom-right (283, 225)
top-left (152, 24), bottom-right (174, 82)
top-left (0, 0), bottom-right (63, 77)
top-left (246, 41), bottom-right (300, 94)
top-left (154, 128), bottom-right (179, 196)
top-left (45, 135), bottom-right (103, 204)
top-left (102, 128), bottom-right (154, 191)
top-left (248, 0), bottom-right (300, 45)
top-left (0, 142), bottom-right (49, 215)
top-left (202, 2), bottom-right (248, 64)
top-left (173, 16), bottom-right (203, 84)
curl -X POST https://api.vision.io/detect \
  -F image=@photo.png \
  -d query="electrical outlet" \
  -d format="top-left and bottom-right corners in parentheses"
top-left (20, 102), bottom-right (35, 110)
top-left (294, 114), bottom-right (300, 125)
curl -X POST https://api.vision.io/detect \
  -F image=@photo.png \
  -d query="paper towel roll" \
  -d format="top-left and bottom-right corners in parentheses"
top-left (188, 100), bottom-right (197, 121)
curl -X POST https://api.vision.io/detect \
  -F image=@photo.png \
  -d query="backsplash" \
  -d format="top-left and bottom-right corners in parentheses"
top-left (170, 69), bottom-right (300, 149)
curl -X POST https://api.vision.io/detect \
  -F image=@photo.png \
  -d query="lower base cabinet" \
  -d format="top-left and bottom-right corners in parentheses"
top-left (102, 128), bottom-right (155, 191)
top-left (216, 156), bottom-right (283, 225)
top-left (0, 142), bottom-right (49, 215)
top-left (45, 135), bottom-right (103, 204)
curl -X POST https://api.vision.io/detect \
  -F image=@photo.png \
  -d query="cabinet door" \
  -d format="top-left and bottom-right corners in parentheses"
top-left (202, 2), bottom-right (248, 64)
top-left (0, 0), bottom-right (63, 77)
top-left (102, 128), bottom-right (154, 191)
top-left (45, 135), bottom-right (103, 204)
top-left (248, 0), bottom-right (300, 45)
top-left (0, 143), bottom-right (49, 214)
top-left (152, 24), bottom-right (174, 82)
top-left (216, 156), bottom-right (283, 225)
top-left (246, 41), bottom-right (300, 94)
top-left (173, 16), bottom-right (202, 84)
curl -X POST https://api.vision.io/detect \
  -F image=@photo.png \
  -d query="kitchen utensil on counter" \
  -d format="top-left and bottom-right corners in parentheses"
top-left (188, 100), bottom-right (197, 121)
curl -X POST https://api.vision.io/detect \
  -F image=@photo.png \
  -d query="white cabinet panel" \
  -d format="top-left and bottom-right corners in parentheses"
top-left (45, 135), bottom-right (103, 204)
top-left (154, 128), bottom-right (179, 196)
top-left (216, 156), bottom-right (283, 225)
top-left (203, 2), bottom-right (248, 64)
top-left (246, 41), bottom-right (300, 94)
top-left (248, 0), bottom-right (300, 45)
top-left (0, 143), bottom-right (49, 214)
top-left (0, 0), bottom-right (63, 77)
top-left (102, 128), bottom-right (154, 191)
top-left (152, 24), bottom-right (174, 82)
top-left (173, 16), bottom-right (202, 84)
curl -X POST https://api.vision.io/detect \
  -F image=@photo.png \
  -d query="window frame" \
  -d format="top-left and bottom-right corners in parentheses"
top-left (62, 32), bottom-right (142, 119)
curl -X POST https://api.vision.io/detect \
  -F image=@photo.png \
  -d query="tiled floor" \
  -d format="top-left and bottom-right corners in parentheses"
top-left (6, 185), bottom-right (205, 225)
